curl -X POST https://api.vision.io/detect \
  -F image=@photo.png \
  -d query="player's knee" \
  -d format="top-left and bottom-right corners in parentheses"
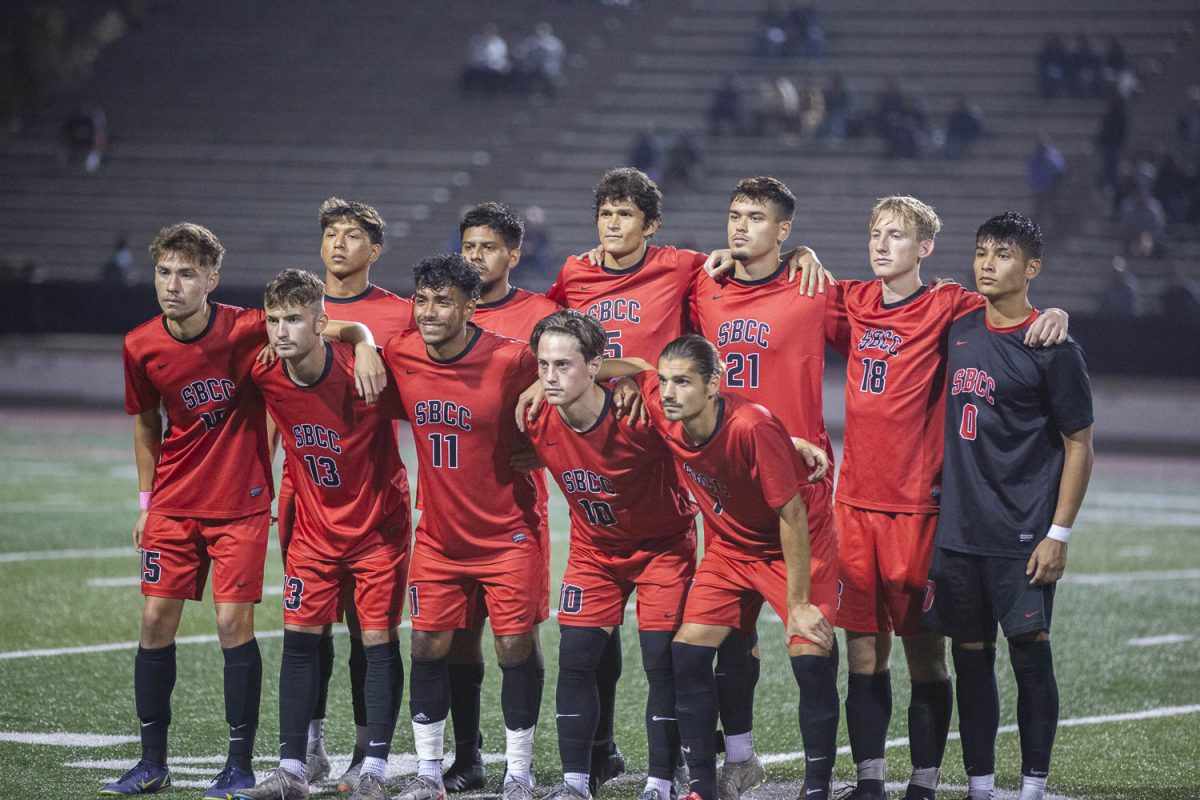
top-left (140, 598), bottom-right (183, 646)
top-left (214, 603), bottom-right (255, 647)
top-left (639, 630), bottom-right (674, 682)
top-left (494, 630), bottom-right (536, 666)
top-left (903, 632), bottom-right (949, 682)
top-left (672, 641), bottom-right (717, 692)
top-left (558, 626), bottom-right (610, 676)
top-left (447, 626), bottom-right (485, 664)
top-left (411, 629), bottom-right (453, 660)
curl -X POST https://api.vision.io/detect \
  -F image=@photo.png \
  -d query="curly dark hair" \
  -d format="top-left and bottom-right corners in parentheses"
top-left (413, 253), bottom-right (482, 300)
top-left (593, 167), bottom-right (663, 226)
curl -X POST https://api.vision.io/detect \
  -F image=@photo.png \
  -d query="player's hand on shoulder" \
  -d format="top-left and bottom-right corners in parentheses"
top-left (352, 341), bottom-right (387, 404)
top-left (1026, 537), bottom-right (1068, 585)
top-left (580, 246), bottom-right (605, 266)
top-left (929, 276), bottom-right (960, 291)
top-left (612, 376), bottom-right (648, 426)
top-left (787, 601), bottom-right (834, 650)
top-left (703, 249), bottom-right (736, 279)
top-left (783, 246), bottom-right (831, 296)
top-left (516, 379), bottom-right (545, 432)
top-left (792, 438), bottom-right (829, 482)
top-left (256, 342), bottom-right (279, 365)
top-left (1025, 307), bottom-right (1069, 348)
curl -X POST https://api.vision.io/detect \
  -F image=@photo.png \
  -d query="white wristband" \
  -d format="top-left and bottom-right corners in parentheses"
top-left (1046, 524), bottom-right (1071, 543)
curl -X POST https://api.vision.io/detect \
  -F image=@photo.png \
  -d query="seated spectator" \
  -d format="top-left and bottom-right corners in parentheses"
top-left (1160, 266), bottom-right (1200, 319)
top-left (521, 205), bottom-right (552, 278)
top-left (796, 79), bottom-right (825, 140)
top-left (1066, 32), bottom-right (1103, 97)
top-left (101, 234), bottom-right (135, 285)
top-left (786, 0), bottom-right (823, 57)
top-left (515, 22), bottom-right (565, 96)
top-left (751, 75), bottom-right (801, 137)
top-left (941, 96), bottom-right (984, 159)
top-left (1096, 257), bottom-right (1142, 316)
top-left (629, 127), bottom-right (664, 183)
top-left (757, 0), bottom-right (790, 57)
top-left (461, 24), bottom-right (510, 94)
top-left (1154, 151), bottom-right (1194, 223)
top-left (664, 132), bottom-right (703, 189)
top-left (816, 72), bottom-right (859, 141)
top-left (1102, 36), bottom-right (1138, 97)
top-left (879, 85), bottom-right (929, 159)
top-left (56, 105), bottom-right (107, 172)
top-left (1177, 85), bottom-right (1200, 163)
top-left (1028, 135), bottom-right (1069, 232)
top-left (708, 74), bottom-right (746, 136)
top-left (1096, 89), bottom-right (1129, 197)
top-left (1117, 184), bottom-right (1168, 257)
top-left (1036, 33), bottom-right (1069, 98)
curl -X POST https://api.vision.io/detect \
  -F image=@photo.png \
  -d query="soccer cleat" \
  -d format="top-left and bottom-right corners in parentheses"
top-left (674, 750), bottom-right (690, 797)
top-left (501, 777), bottom-right (535, 800)
top-left (542, 783), bottom-right (591, 800)
top-left (395, 775), bottom-right (447, 800)
top-left (100, 760), bottom-right (172, 795)
top-left (900, 786), bottom-right (936, 800)
top-left (832, 785), bottom-right (884, 800)
top-left (444, 733), bottom-right (487, 793)
top-left (232, 767), bottom-right (309, 800)
top-left (588, 743), bottom-right (626, 795)
top-left (306, 744), bottom-right (331, 784)
top-left (204, 765), bottom-right (255, 799)
top-left (337, 760), bottom-right (362, 795)
top-left (641, 787), bottom-right (678, 800)
top-left (717, 755), bottom-right (766, 800)
top-left (349, 772), bottom-right (390, 800)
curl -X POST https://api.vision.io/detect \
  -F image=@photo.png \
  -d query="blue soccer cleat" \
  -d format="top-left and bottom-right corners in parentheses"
top-left (99, 759), bottom-right (173, 795)
top-left (204, 764), bottom-right (256, 799)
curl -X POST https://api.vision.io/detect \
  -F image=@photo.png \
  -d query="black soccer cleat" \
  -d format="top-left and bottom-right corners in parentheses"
top-left (443, 732), bottom-right (487, 793)
top-left (589, 742), bottom-right (626, 796)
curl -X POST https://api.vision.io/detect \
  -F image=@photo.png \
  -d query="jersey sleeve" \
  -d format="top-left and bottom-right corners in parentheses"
top-left (123, 339), bottom-right (159, 415)
top-left (824, 280), bottom-right (853, 355)
top-left (745, 414), bottom-right (804, 509)
top-left (949, 286), bottom-right (986, 320)
top-left (1042, 341), bottom-right (1094, 435)
top-left (545, 260), bottom-right (570, 306)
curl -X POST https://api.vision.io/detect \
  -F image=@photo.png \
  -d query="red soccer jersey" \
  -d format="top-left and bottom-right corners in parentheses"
top-left (324, 284), bottom-right (414, 342)
top-left (526, 386), bottom-right (696, 551)
top-left (634, 370), bottom-right (804, 561)
top-left (690, 263), bottom-right (833, 463)
top-left (826, 281), bottom-right (983, 513)
top-left (384, 325), bottom-right (548, 562)
top-left (546, 245), bottom-right (706, 360)
top-left (123, 303), bottom-right (273, 519)
top-left (473, 287), bottom-right (562, 342)
top-left (253, 341), bottom-right (410, 560)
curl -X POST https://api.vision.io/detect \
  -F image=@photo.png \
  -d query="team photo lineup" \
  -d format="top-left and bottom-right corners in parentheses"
top-left (111, 167), bottom-right (1094, 800)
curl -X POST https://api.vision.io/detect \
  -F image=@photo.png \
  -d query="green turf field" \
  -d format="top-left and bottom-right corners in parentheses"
top-left (1, 409), bottom-right (1197, 799)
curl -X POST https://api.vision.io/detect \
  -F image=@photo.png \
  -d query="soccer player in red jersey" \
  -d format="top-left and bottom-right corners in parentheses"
top-left (688, 176), bottom-right (840, 798)
top-left (428, 201), bottom-right (564, 792)
top-left (526, 310), bottom-right (697, 800)
top-left (592, 335), bottom-right (837, 800)
top-left (238, 270), bottom-right (411, 800)
top-left (384, 254), bottom-right (548, 800)
top-left (813, 197), bottom-right (1068, 800)
top-left (114, 224), bottom-right (381, 799)
top-left (278, 198), bottom-right (415, 792)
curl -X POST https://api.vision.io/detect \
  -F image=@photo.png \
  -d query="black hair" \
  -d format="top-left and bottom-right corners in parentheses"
top-left (976, 212), bottom-right (1043, 260)
top-left (593, 167), bottom-right (663, 227)
top-left (319, 197), bottom-right (386, 246)
top-left (659, 334), bottom-right (724, 381)
top-left (530, 309), bottom-right (608, 363)
top-left (730, 176), bottom-right (796, 222)
top-left (412, 253), bottom-right (482, 300)
top-left (459, 202), bottom-right (524, 250)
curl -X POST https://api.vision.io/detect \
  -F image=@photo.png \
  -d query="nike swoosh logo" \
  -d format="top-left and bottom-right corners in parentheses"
top-left (808, 756), bottom-right (828, 762)
top-left (370, 740), bottom-right (388, 746)
top-left (231, 723), bottom-right (248, 730)
top-left (711, 295), bottom-right (722, 300)
top-left (651, 715), bottom-right (676, 722)
top-left (141, 722), bottom-right (154, 728)
top-left (556, 713), bottom-right (581, 718)
top-left (545, 442), bottom-right (558, 447)
top-left (681, 745), bottom-right (691, 753)
top-left (956, 339), bottom-right (969, 345)
top-left (1025, 611), bottom-right (1039, 618)
top-left (229, 737), bottom-right (243, 742)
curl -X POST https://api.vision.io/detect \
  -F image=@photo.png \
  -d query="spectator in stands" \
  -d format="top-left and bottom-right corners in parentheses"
top-left (515, 22), bottom-right (565, 97)
top-left (757, 1), bottom-right (790, 57)
top-left (1066, 33), bottom-right (1102, 98)
top-left (796, 79), bottom-right (825, 140)
top-left (1036, 33), bottom-right (1069, 99)
top-left (1117, 184), bottom-right (1168, 258)
top-left (521, 205), bottom-right (552, 277)
top-left (878, 84), bottom-right (929, 159)
top-left (1160, 266), bottom-right (1200, 319)
top-left (1096, 257), bottom-right (1142, 316)
top-left (56, 105), bottom-right (107, 172)
top-left (786, 0), bottom-right (824, 57)
top-left (708, 74), bottom-right (746, 136)
top-left (1154, 150), bottom-right (1194, 223)
top-left (1102, 36), bottom-right (1138, 98)
top-left (664, 132), bottom-right (703, 189)
top-left (101, 234), bottom-right (135, 285)
top-left (1176, 85), bottom-right (1200, 164)
top-left (1028, 135), bottom-right (1069, 233)
top-left (941, 95), bottom-right (984, 159)
top-left (629, 127), bottom-right (665, 183)
top-left (751, 74), bottom-right (801, 137)
top-left (816, 72), bottom-right (859, 141)
top-left (461, 24), bottom-right (511, 94)
top-left (1095, 89), bottom-right (1128, 198)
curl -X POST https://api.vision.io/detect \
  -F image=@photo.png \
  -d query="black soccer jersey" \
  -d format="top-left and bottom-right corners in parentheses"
top-left (935, 307), bottom-right (1093, 558)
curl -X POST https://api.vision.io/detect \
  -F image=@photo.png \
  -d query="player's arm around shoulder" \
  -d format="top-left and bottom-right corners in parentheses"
top-left (326, 320), bottom-right (386, 404)
top-left (1024, 306), bottom-right (1070, 348)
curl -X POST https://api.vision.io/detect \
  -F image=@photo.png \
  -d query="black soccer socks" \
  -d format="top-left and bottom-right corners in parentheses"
top-left (222, 638), bottom-right (261, 771)
top-left (499, 651), bottom-right (544, 732)
top-left (1008, 638), bottom-right (1058, 779)
top-left (279, 630), bottom-right (322, 762)
top-left (640, 630), bottom-right (681, 781)
top-left (592, 626), bottom-right (623, 761)
top-left (715, 629), bottom-right (759, 738)
top-left (909, 678), bottom-right (953, 773)
top-left (555, 626), bottom-right (611, 773)
top-left (952, 645), bottom-right (999, 778)
top-left (313, 633), bottom-right (334, 722)
top-left (349, 634), bottom-right (368, 727)
top-left (448, 661), bottom-right (485, 761)
top-left (135, 643), bottom-right (177, 766)
top-left (846, 669), bottom-right (891, 795)
top-left (791, 653), bottom-right (840, 799)
top-left (672, 641), bottom-right (720, 800)
top-left (363, 640), bottom-right (403, 760)
top-left (410, 655), bottom-right (451, 726)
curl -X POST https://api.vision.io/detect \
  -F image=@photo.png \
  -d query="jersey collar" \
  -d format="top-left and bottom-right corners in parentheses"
top-left (428, 324), bottom-right (482, 364)
top-left (728, 260), bottom-right (787, 287)
top-left (985, 307), bottom-right (1040, 334)
top-left (477, 286), bottom-right (518, 309)
top-left (161, 302), bottom-right (218, 344)
top-left (880, 284), bottom-right (928, 310)
top-left (282, 340), bottom-right (335, 389)
top-left (600, 245), bottom-right (651, 276)
top-left (325, 284), bottom-right (375, 304)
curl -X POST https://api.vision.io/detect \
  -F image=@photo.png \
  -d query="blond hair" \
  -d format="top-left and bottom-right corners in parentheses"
top-left (869, 196), bottom-right (942, 242)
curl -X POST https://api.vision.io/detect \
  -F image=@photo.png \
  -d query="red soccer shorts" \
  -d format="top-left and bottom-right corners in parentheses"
top-left (408, 545), bottom-right (548, 636)
top-left (282, 535), bottom-right (410, 630)
top-left (684, 536), bottom-right (838, 647)
top-left (834, 503), bottom-right (939, 635)
top-left (140, 511), bottom-right (270, 603)
top-left (276, 470), bottom-right (296, 559)
top-left (558, 533), bottom-right (696, 631)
